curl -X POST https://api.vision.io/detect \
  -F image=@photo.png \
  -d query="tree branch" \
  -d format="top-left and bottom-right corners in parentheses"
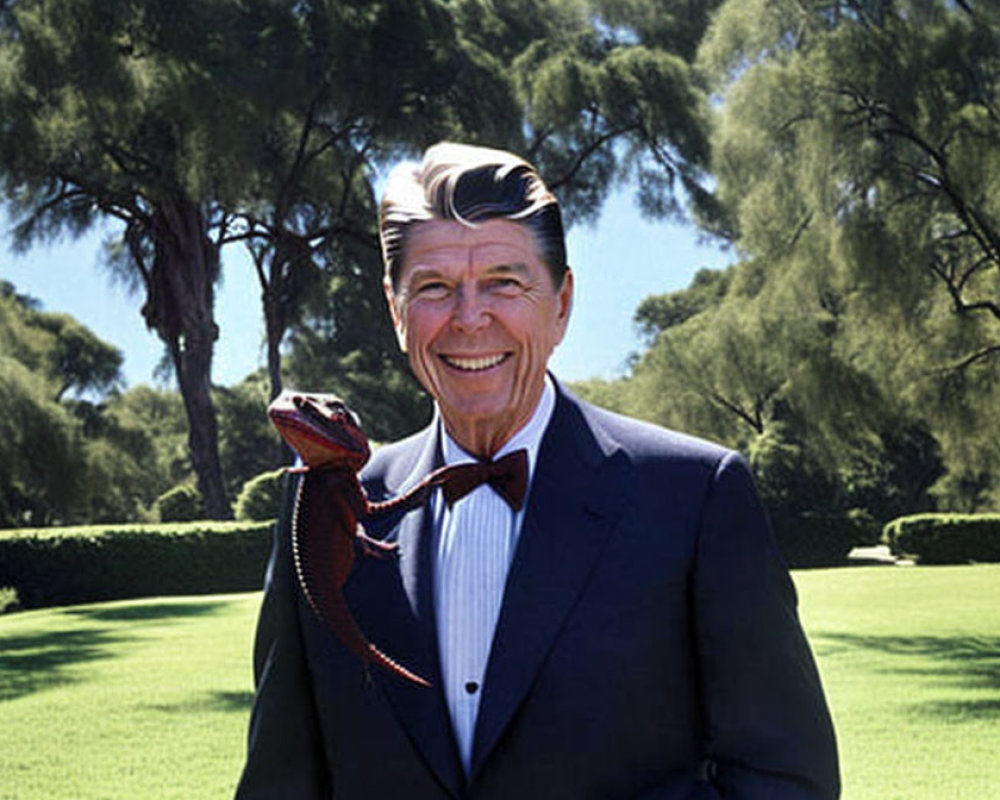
top-left (939, 343), bottom-right (1000, 373)
top-left (546, 125), bottom-right (637, 191)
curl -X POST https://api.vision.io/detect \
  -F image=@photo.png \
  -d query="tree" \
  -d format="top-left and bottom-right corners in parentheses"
top-left (74, 384), bottom-right (194, 523)
top-left (0, 281), bottom-right (123, 401)
top-left (613, 244), bottom-right (947, 530)
top-left (0, 357), bottom-right (88, 527)
top-left (24, 313), bottom-right (123, 401)
top-left (0, 0), bottom-right (270, 517)
top-left (698, 0), bottom-right (1000, 508)
top-left (248, 0), bottom-right (727, 416)
top-left (2, 0), bottom-right (726, 512)
top-left (238, 0), bottom-right (729, 443)
top-left (215, 371), bottom-right (285, 496)
top-left (284, 234), bottom-right (432, 441)
top-left (233, 0), bottom-right (531, 404)
top-left (0, 283), bottom-right (170, 526)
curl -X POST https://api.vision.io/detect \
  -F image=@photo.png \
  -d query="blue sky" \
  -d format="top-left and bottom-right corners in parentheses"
top-left (2, 187), bottom-right (730, 390)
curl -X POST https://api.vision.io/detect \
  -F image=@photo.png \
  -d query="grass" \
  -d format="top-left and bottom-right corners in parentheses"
top-left (0, 593), bottom-right (259, 800)
top-left (795, 564), bottom-right (1000, 799)
top-left (0, 566), bottom-right (998, 798)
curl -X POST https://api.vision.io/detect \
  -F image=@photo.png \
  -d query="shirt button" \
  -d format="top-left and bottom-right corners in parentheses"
top-left (465, 681), bottom-right (479, 695)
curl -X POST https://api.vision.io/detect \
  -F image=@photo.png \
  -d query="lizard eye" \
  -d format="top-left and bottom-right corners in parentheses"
top-left (323, 399), bottom-right (361, 428)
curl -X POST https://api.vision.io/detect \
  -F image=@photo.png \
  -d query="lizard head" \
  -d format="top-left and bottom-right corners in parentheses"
top-left (268, 391), bottom-right (371, 471)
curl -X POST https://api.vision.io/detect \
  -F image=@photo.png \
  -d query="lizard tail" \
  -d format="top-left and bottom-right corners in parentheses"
top-left (293, 471), bottom-right (432, 688)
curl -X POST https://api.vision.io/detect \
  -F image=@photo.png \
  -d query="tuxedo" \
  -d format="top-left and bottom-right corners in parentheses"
top-left (236, 380), bottom-right (839, 799)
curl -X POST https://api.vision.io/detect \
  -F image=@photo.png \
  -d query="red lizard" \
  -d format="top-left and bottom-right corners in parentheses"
top-left (268, 390), bottom-right (435, 688)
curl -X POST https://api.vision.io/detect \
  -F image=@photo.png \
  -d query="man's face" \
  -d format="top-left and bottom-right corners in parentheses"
top-left (385, 218), bottom-right (572, 457)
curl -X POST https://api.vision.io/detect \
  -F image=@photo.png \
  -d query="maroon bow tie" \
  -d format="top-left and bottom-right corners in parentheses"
top-left (437, 449), bottom-right (529, 512)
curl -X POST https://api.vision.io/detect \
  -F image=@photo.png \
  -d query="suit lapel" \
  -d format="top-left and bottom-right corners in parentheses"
top-left (344, 424), bottom-right (466, 798)
top-left (470, 387), bottom-right (631, 780)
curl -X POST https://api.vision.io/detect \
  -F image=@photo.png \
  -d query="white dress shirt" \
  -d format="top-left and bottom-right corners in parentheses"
top-left (432, 377), bottom-right (556, 774)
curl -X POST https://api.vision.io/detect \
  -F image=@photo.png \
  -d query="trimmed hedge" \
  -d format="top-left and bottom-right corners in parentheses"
top-left (883, 513), bottom-right (1000, 564)
top-left (0, 520), bottom-right (274, 610)
top-left (235, 469), bottom-right (286, 522)
top-left (155, 483), bottom-right (206, 522)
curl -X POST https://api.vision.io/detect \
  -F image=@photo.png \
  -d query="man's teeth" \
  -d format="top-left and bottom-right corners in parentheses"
top-left (444, 354), bottom-right (506, 371)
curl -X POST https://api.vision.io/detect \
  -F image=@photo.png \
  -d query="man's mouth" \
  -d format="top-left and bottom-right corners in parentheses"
top-left (440, 353), bottom-right (509, 372)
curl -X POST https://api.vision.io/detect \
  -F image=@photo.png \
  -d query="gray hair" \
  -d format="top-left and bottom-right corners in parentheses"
top-left (379, 142), bottom-right (567, 291)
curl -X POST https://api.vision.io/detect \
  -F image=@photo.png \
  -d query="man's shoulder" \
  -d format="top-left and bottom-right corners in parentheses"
top-left (361, 423), bottom-right (435, 492)
top-left (565, 387), bottom-right (733, 468)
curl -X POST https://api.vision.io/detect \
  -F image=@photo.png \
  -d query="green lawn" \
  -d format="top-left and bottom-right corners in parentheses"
top-left (0, 593), bottom-right (259, 799)
top-left (795, 564), bottom-right (1000, 799)
top-left (1, 566), bottom-right (998, 799)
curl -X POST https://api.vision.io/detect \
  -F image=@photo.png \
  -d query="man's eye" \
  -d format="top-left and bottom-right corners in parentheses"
top-left (489, 277), bottom-right (523, 294)
top-left (415, 282), bottom-right (449, 298)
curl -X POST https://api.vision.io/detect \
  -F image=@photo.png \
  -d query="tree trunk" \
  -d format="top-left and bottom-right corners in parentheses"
top-left (143, 198), bottom-right (232, 519)
top-left (260, 233), bottom-right (315, 402)
top-left (263, 261), bottom-right (285, 402)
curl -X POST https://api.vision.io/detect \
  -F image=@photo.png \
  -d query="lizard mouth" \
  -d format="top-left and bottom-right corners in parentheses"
top-left (440, 353), bottom-right (509, 372)
top-left (290, 396), bottom-right (364, 448)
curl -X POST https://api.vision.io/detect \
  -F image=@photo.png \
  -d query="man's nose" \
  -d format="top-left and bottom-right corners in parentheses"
top-left (452, 286), bottom-right (489, 331)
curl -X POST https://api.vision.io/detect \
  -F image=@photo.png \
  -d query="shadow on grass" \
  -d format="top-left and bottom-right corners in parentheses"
top-left (146, 689), bottom-right (255, 715)
top-left (916, 699), bottom-right (1000, 720)
top-left (817, 633), bottom-right (1000, 719)
top-left (63, 598), bottom-right (231, 623)
top-left (0, 627), bottom-right (130, 702)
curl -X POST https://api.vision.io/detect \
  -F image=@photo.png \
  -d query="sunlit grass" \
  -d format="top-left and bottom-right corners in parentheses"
top-left (794, 564), bottom-right (1000, 800)
top-left (0, 594), bottom-right (259, 799)
top-left (1, 566), bottom-right (998, 798)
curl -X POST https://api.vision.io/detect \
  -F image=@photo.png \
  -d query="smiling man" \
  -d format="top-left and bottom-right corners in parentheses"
top-left (236, 143), bottom-right (840, 799)
top-left (384, 216), bottom-right (571, 458)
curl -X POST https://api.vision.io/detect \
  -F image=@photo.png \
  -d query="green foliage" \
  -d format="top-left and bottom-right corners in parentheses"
top-left (0, 285), bottom-right (196, 526)
top-left (770, 511), bottom-right (875, 568)
top-left (1, 280), bottom-right (279, 526)
top-left (83, 385), bottom-right (193, 517)
top-left (2, 0), bottom-right (724, 513)
top-left (23, 311), bottom-right (123, 400)
top-left (154, 483), bottom-right (205, 523)
top-left (234, 469), bottom-right (285, 522)
top-left (567, 376), bottom-right (642, 418)
top-left (0, 284), bottom-right (123, 402)
top-left (698, 0), bottom-right (1000, 509)
top-left (285, 235), bottom-right (434, 442)
top-left (215, 372), bottom-right (285, 496)
top-left (749, 420), bottom-right (840, 513)
top-left (0, 354), bottom-right (87, 527)
top-left (509, 4), bottom-right (718, 227)
top-left (582, 0), bottom-right (999, 538)
top-left (0, 521), bottom-right (273, 609)
top-left (634, 267), bottom-right (731, 344)
top-left (595, 252), bottom-right (947, 547)
top-left (0, 585), bottom-right (20, 613)
top-left (884, 513), bottom-right (1000, 565)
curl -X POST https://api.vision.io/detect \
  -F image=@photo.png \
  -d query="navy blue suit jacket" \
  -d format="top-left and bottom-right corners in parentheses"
top-left (236, 381), bottom-right (839, 799)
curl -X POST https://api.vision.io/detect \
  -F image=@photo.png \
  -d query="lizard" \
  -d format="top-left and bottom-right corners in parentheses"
top-left (268, 390), bottom-right (436, 688)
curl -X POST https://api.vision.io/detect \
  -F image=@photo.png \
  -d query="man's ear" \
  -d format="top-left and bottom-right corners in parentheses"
top-left (553, 267), bottom-right (574, 345)
top-left (383, 276), bottom-right (408, 353)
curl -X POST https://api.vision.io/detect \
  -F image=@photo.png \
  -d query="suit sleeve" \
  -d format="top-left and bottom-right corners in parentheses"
top-left (692, 452), bottom-right (840, 799)
top-left (234, 473), bottom-right (332, 799)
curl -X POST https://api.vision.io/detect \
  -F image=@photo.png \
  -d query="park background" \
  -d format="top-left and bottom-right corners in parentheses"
top-left (2, 1), bottom-right (999, 797)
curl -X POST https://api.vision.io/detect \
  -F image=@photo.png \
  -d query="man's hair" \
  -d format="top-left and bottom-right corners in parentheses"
top-left (379, 141), bottom-right (567, 291)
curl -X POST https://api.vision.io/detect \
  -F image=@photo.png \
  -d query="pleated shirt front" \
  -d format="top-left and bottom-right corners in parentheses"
top-left (431, 378), bottom-right (555, 773)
